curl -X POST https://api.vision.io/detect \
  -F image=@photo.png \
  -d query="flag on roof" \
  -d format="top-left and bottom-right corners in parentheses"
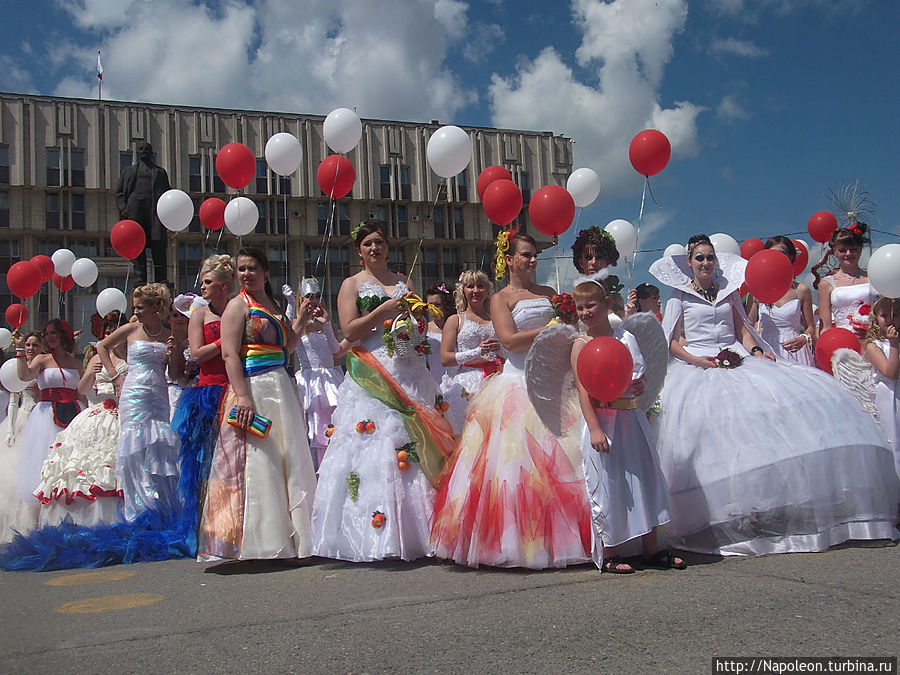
top-left (96, 51), bottom-right (103, 80)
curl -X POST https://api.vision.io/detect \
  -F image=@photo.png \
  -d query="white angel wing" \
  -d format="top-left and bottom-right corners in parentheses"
top-left (621, 313), bottom-right (668, 412)
top-left (525, 323), bottom-right (579, 436)
top-left (830, 348), bottom-right (877, 416)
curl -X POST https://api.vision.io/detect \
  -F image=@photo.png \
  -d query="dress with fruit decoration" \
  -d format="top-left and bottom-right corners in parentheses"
top-left (430, 297), bottom-right (592, 569)
top-left (311, 280), bottom-right (455, 562)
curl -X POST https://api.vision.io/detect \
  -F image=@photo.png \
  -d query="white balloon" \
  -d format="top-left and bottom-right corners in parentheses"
top-left (51, 248), bottom-right (76, 276)
top-left (605, 219), bottom-right (638, 259)
top-left (663, 243), bottom-right (686, 257)
top-left (70, 258), bottom-right (99, 287)
top-left (323, 108), bottom-right (363, 154)
top-left (0, 328), bottom-right (11, 350)
top-left (426, 125), bottom-right (472, 178)
top-left (566, 168), bottom-right (602, 208)
top-left (709, 233), bottom-right (740, 256)
top-left (0, 359), bottom-right (29, 393)
top-left (96, 287), bottom-right (128, 317)
top-left (869, 244), bottom-right (900, 298)
top-left (156, 189), bottom-right (194, 232)
top-left (265, 132), bottom-right (303, 176)
top-left (224, 197), bottom-right (259, 236)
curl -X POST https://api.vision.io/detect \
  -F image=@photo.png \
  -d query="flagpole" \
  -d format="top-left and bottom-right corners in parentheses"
top-left (97, 50), bottom-right (103, 101)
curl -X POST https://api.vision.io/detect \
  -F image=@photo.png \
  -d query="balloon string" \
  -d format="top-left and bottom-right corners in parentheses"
top-left (282, 192), bottom-right (289, 283)
top-left (215, 228), bottom-right (223, 249)
top-left (554, 238), bottom-right (560, 293)
top-left (116, 264), bottom-right (130, 330)
top-left (194, 230), bottom-right (211, 289)
top-left (407, 178), bottom-right (446, 283)
top-left (312, 160), bottom-right (342, 283)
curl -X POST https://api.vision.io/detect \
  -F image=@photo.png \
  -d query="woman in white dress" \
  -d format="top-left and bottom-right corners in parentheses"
top-left (431, 232), bottom-right (591, 569)
top-left (439, 269), bottom-right (502, 436)
top-left (425, 283), bottom-right (455, 387)
top-left (311, 222), bottom-right (455, 562)
top-left (864, 297), bottom-right (900, 481)
top-left (650, 234), bottom-right (899, 556)
top-left (813, 224), bottom-right (874, 335)
top-left (747, 236), bottom-right (815, 365)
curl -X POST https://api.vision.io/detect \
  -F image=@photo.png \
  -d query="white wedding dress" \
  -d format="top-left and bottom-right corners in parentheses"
top-left (439, 314), bottom-right (498, 435)
top-left (650, 253), bottom-right (899, 556)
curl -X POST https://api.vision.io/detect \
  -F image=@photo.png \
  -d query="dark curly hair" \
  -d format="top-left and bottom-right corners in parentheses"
top-left (810, 223), bottom-right (869, 289)
top-left (572, 227), bottom-right (620, 273)
top-left (764, 236), bottom-right (797, 263)
top-left (686, 233), bottom-right (713, 257)
top-left (352, 221), bottom-right (389, 250)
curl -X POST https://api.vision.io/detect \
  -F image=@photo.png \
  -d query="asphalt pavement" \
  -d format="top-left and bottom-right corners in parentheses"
top-left (0, 542), bottom-right (897, 673)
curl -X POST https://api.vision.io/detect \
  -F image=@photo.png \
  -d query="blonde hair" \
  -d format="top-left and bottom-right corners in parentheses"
top-left (132, 283), bottom-right (171, 312)
top-left (454, 269), bottom-right (493, 313)
top-left (572, 280), bottom-right (609, 305)
top-left (200, 254), bottom-right (236, 292)
top-left (865, 296), bottom-right (900, 345)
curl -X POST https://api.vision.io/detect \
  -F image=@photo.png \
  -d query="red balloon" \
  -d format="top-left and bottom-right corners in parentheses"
top-left (53, 274), bottom-right (75, 292)
top-left (30, 255), bottom-right (54, 283)
top-left (528, 185), bottom-right (575, 237)
top-left (791, 239), bottom-right (809, 277)
top-left (316, 155), bottom-right (356, 199)
top-left (482, 179), bottom-right (522, 226)
top-left (745, 249), bottom-right (793, 304)
top-left (808, 211), bottom-right (838, 243)
top-left (576, 336), bottom-right (634, 403)
top-left (815, 327), bottom-right (861, 375)
top-left (5, 303), bottom-right (28, 328)
top-left (629, 129), bottom-right (671, 177)
top-left (215, 143), bottom-right (256, 190)
top-left (6, 261), bottom-right (43, 298)
top-left (476, 165), bottom-right (512, 200)
top-left (199, 197), bottom-right (226, 231)
top-left (740, 238), bottom-right (765, 260)
top-left (110, 219), bottom-right (146, 260)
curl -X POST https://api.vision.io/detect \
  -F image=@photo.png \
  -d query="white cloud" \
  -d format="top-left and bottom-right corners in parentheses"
top-left (709, 37), bottom-right (768, 58)
top-left (52, 0), bottom-right (477, 122)
top-left (489, 0), bottom-right (702, 200)
top-left (0, 55), bottom-right (36, 93)
top-left (716, 94), bottom-right (749, 121)
top-left (463, 23), bottom-right (505, 63)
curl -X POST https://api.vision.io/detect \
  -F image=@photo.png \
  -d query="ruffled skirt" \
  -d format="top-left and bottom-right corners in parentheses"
top-left (580, 408), bottom-right (670, 565)
top-left (657, 357), bottom-right (900, 555)
top-left (431, 371), bottom-right (592, 569)
top-left (439, 365), bottom-right (488, 436)
top-left (198, 369), bottom-right (316, 560)
top-left (295, 366), bottom-right (343, 467)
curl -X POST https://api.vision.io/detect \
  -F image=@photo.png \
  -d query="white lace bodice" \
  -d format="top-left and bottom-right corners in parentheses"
top-left (830, 282), bottom-right (874, 329)
top-left (296, 327), bottom-right (340, 371)
top-left (505, 298), bottom-right (553, 374)
top-left (456, 315), bottom-right (495, 354)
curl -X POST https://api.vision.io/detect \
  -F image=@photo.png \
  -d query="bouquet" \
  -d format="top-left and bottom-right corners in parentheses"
top-left (714, 348), bottom-right (742, 369)
top-left (381, 294), bottom-right (434, 358)
top-left (549, 293), bottom-right (578, 325)
top-left (848, 301), bottom-right (871, 337)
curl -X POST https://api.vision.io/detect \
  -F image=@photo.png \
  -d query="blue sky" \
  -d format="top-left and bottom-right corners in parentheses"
top-left (1, 0), bottom-right (898, 295)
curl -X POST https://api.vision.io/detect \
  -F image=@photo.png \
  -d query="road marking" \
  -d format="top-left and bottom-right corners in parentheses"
top-left (53, 593), bottom-right (164, 614)
top-left (45, 569), bottom-right (138, 587)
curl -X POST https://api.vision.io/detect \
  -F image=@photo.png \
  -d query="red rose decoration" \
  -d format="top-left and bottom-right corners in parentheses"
top-left (858, 304), bottom-right (871, 316)
top-left (102, 399), bottom-right (117, 409)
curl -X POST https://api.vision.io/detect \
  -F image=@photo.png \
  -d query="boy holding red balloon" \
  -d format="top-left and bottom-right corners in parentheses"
top-left (570, 273), bottom-right (682, 573)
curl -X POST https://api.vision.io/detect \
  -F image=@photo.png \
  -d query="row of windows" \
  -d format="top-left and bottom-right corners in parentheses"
top-left (0, 146), bottom-right (530, 204)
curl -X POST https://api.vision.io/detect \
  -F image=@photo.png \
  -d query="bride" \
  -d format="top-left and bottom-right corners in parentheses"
top-left (650, 234), bottom-right (898, 556)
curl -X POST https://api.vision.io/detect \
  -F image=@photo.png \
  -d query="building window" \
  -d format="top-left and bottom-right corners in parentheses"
top-left (46, 193), bottom-right (63, 229)
top-left (374, 205), bottom-right (387, 229)
top-left (518, 171), bottom-right (531, 204)
top-left (71, 194), bottom-right (86, 230)
top-left (70, 149), bottom-right (85, 188)
top-left (47, 148), bottom-right (61, 186)
top-left (433, 206), bottom-right (445, 239)
top-left (0, 238), bottom-right (22, 310)
top-left (0, 191), bottom-right (9, 227)
top-left (443, 248), bottom-right (462, 282)
top-left (177, 242), bottom-right (204, 294)
top-left (317, 202), bottom-right (330, 236)
top-left (421, 247), bottom-right (439, 291)
top-left (260, 200), bottom-right (287, 235)
top-left (395, 205), bottom-right (408, 239)
top-left (456, 170), bottom-right (468, 202)
top-left (255, 159), bottom-right (268, 194)
top-left (0, 146), bottom-right (9, 184)
top-left (276, 174), bottom-right (290, 196)
top-left (189, 155), bottom-right (203, 192)
top-left (379, 165), bottom-right (391, 199)
top-left (120, 151), bottom-right (133, 173)
top-left (264, 242), bottom-right (288, 294)
top-left (390, 247), bottom-right (406, 277)
top-left (399, 165), bottom-right (411, 200)
top-left (338, 203), bottom-right (351, 236)
top-left (303, 245), bottom-right (349, 317)
top-left (475, 245), bottom-right (494, 276)
top-left (452, 207), bottom-right (464, 240)
top-left (189, 197), bottom-right (201, 233)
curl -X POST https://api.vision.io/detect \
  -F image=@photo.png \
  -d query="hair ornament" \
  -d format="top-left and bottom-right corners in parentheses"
top-left (494, 228), bottom-right (517, 281)
top-left (300, 277), bottom-right (321, 298)
top-left (572, 268), bottom-right (611, 291)
top-left (351, 223), bottom-right (365, 240)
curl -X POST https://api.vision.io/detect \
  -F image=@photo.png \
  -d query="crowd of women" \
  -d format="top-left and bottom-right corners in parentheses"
top-left (0, 220), bottom-right (897, 573)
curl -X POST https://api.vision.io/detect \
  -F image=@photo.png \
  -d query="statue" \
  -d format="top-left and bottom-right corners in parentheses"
top-left (115, 141), bottom-right (171, 284)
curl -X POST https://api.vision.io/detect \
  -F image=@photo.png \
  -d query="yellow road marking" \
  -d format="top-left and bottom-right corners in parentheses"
top-left (53, 593), bottom-right (164, 614)
top-left (45, 569), bottom-right (137, 587)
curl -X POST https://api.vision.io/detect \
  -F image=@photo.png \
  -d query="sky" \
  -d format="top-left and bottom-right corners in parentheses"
top-left (1, 0), bottom-right (898, 297)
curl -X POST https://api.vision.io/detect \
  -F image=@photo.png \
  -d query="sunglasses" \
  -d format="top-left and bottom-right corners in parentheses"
top-left (693, 254), bottom-right (717, 263)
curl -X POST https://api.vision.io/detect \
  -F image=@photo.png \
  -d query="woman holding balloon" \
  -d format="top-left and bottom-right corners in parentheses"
top-left (431, 231), bottom-right (591, 570)
top-left (649, 234), bottom-right (898, 556)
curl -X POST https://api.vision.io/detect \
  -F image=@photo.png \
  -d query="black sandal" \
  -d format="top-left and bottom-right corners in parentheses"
top-left (640, 549), bottom-right (686, 570)
top-left (601, 556), bottom-right (635, 574)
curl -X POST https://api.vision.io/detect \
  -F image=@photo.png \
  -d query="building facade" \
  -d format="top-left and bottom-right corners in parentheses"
top-left (0, 92), bottom-right (573, 336)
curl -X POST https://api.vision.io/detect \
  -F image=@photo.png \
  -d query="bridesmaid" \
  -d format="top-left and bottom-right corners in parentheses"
top-left (198, 247), bottom-right (317, 562)
top-left (813, 224), bottom-right (874, 334)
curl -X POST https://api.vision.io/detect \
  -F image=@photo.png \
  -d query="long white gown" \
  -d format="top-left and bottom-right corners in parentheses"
top-left (871, 339), bottom-right (900, 481)
top-left (651, 253), bottom-right (899, 556)
top-left (311, 280), bottom-right (452, 562)
top-left (294, 325), bottom-right (344, 470)
top-left (758, 298), bottom-right (814, 365)
top-left (0, 383), bottom-right (39, 543)
top-left (439, 314), bottom-right (498, 435)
